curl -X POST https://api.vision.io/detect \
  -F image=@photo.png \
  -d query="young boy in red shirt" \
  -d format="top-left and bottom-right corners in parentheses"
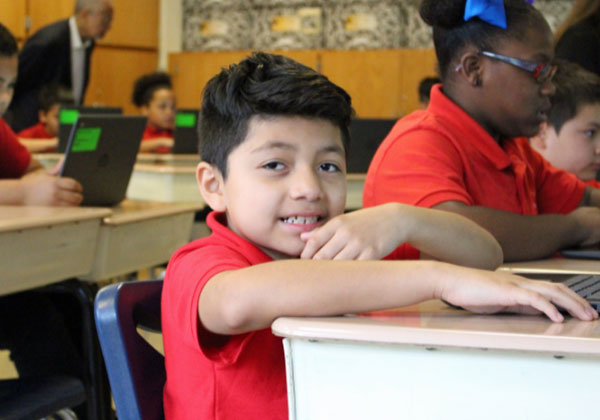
top-left (131, 71), bottom-right (175, 153)
top-left (17, 84), bottom-right (62, 152)
top-left (530, 60), bottom-right (600, 188)
top-left (161, 52), bottom-right (596, 420)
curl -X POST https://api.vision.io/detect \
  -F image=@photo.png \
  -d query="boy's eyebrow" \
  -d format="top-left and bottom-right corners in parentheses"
top-left (251, 141), bottom-right (345, 155)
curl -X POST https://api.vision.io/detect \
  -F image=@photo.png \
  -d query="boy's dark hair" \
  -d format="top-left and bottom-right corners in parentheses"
top-left (419, 0), bottom-right (548, 79)
top-left (548, 59), bottom-right (600, 133)
top-left (199, 52), bottom-right (354, 177)
top-left (38, 84), bottom-right (73, 113)
top-left (132, 72), bottom-right (172, 107)
top-left (418, 76), bottom-right (442, 103)
top-left (0, 23), bottom-right (18, 57)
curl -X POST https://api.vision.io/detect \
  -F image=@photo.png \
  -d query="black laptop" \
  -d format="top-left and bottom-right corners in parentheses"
top-left (60, 115), bottom-right (147, 206)
top-left (347, 118), bottom-right (397, 173)
top-left (560, 274), bottom-right (600, 312)
top-left (172, 109), bottom-right (200, 154)
top-left (58, 106), bottom-right (123, 152)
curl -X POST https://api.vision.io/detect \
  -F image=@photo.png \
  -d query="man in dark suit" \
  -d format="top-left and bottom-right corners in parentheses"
top-left (7, 0), bottom-right (113, 132)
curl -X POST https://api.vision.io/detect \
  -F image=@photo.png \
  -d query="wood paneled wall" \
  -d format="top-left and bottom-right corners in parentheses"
top-left (169, 49), bottom-right (438, 118)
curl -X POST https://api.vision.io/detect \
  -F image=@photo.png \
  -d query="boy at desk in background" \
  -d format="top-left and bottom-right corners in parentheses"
top-left (161, 52), bottom-right (596, 420)
top-left (530, 59), bottom-right (600, 188)
top-left (17, 83), bottom-right (67, 153)
top-left (132, 71), bottom-right (175, 153)
top-left (0, 21), bottom-right (87, 417)
top-left (0, 23), bottom-right (82, 205)
top-left (364, 0), bottom-right (600, 263)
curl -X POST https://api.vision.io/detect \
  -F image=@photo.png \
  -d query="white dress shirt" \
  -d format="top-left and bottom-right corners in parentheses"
top-left (68, 16), bottom-right (92, 105)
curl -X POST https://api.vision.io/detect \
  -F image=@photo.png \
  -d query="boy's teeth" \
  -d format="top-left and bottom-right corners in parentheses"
top-left (282, 216), bottom-right (319, 224)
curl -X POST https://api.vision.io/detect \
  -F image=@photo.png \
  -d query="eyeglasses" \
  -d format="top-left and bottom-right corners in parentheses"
top-left (478, 51), bottom-right (557, 84)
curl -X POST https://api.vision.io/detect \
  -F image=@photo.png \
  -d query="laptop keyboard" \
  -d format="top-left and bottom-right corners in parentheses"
top-left (562, 275), bottom-right (600, 300)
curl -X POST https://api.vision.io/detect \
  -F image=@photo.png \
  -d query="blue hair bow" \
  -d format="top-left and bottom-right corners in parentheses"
top-left (464, 0), bottom-right (507, 29)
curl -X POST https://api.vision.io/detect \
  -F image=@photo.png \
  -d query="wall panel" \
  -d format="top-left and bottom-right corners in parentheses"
top-left (84, 47), bottom-right (158, 114)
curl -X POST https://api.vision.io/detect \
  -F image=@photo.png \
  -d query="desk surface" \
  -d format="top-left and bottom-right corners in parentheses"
top-left (499, 257), bottom-right (600, 275)
top-left (0, 205), bottom-right (111, 232)
top-left (272, 300), bottom-right (600, 356)
top-left (104, 199), bottom-right (203, 225)
top-left (0, 206), bottom-right (111, 295)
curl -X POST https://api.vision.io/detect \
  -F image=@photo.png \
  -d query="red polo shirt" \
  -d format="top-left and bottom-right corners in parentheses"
top-left (364, 85), bottom-right (585, 215)
top-left (142, 125), bottom-right (172, 154)
top-left (17, 122), bottom-right (54, 139)
top-left (0, 118), bottom-right (31, 178)
top-left (162, 212), bottom-right (287, 420)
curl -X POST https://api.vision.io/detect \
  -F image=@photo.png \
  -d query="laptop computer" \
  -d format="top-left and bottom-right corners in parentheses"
top-left (172, 109), bottom-right (200, 154)
top-left (57, 106), bottom-right (123, 152)
top-left (60, 115), bottom-right (147, 206)
top-left (347, 118), bottom-right (397, 173)
top-left (560, 274), bottom-right (600, 312)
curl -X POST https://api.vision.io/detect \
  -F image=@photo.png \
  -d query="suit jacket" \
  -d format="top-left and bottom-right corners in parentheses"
top-left (8, 19), bottom-right (95, 132)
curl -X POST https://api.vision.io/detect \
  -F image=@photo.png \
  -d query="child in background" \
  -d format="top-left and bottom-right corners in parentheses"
top-left (418, 76), bottom-right (441, 108)
top-left (161, 52), bottom-right (596, 420)
top-left (530, 59), bottom-right (600, 188)
top-left (17, 83), bottom-right (65, 152)
top-left (364, 0), bottom-right (600, 262)
top-left (0, 20), bottom-right (86, 418)
top-left (131, 71), bottom-right (175, 153)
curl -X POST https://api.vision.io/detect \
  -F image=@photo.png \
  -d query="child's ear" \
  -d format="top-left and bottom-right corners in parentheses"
top-left (38, 110), bottom-right (47, 124)
top-left (530, 122), bottom-right (550, 150)
top-left (457, 52), bottom-right (483, 87)
top-left (196, 162), bottom-right (226, 212)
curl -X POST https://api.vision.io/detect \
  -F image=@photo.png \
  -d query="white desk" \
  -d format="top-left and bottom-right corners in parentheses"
top-left (136, 153), bottom-right (200, 166)
top-left (127, 163), bottom-right (366, 209)
top-left (32, 153), bottom-right (62, 169)
top-left (80, 200), bottom-right (203, 281)
top-left (499, 257), bottom-right (600, 277)
top-left (0, 206), bottom-right (111, 296)
top-left (33, 153), bottom-right (200, 170)
top-left (273, 301), bottom-right (600, 420)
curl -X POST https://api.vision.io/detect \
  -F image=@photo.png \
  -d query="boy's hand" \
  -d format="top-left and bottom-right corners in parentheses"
top-left (20, 172), bottom-right (83, 206)
top-left (300, 203), bottom-right (406, 260)
top-left (438, 267), bottom-right (598, 323)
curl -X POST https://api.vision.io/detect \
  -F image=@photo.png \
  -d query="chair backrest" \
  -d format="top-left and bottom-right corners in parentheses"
top-left (94, 280), bottom-right (165, 420)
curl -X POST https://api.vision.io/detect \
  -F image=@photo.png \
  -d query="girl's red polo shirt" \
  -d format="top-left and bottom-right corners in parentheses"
top-left (364, 85), bottom-right (585, 215)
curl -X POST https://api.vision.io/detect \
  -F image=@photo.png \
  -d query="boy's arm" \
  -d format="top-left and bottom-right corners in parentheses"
top-left (138, 137), bottom-right (174, 153)
top-left (434, 201), bottom-right (600, 261)
top-left (18, 138), bottom-right (58, 153)
top-left (199, 259), bottom-right (596, 335)
top-left (300, 203), bottom-right (503, 269)
top-left (0, 156), bottom-right (83, 206)
top-left (0, 174), bottom-right (83, 206)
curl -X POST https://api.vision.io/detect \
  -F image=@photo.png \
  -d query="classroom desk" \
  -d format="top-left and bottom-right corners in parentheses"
top-left (0, 206), bottom-right (111, 296)
top-left (127, 163), bottom-right (366, 209)
top-left (79, 200), bottom-right (203, 281)
top-left (136, 153), bottom-right (200, 166)
top-left (32, 152), bottom-right (62, 169)
top-left (33, 152), bottom-right (200, 168)
top-left (499, 257), bottom-right (600, 277)
top-left (272, 300), bottom-right (600, 420)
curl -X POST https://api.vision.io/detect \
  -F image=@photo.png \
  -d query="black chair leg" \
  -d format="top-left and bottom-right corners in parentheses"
top-left (43, 279), bottom-right (114, 420)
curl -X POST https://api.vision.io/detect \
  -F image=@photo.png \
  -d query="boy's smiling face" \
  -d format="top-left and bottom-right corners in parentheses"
top-left (200, 115), bottom-right (347, 260)
top-left (542, 103), bottom-right (600, 180)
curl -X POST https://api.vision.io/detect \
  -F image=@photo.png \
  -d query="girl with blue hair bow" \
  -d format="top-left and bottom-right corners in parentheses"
top-left (364, 0), bottom-right (600, 262)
